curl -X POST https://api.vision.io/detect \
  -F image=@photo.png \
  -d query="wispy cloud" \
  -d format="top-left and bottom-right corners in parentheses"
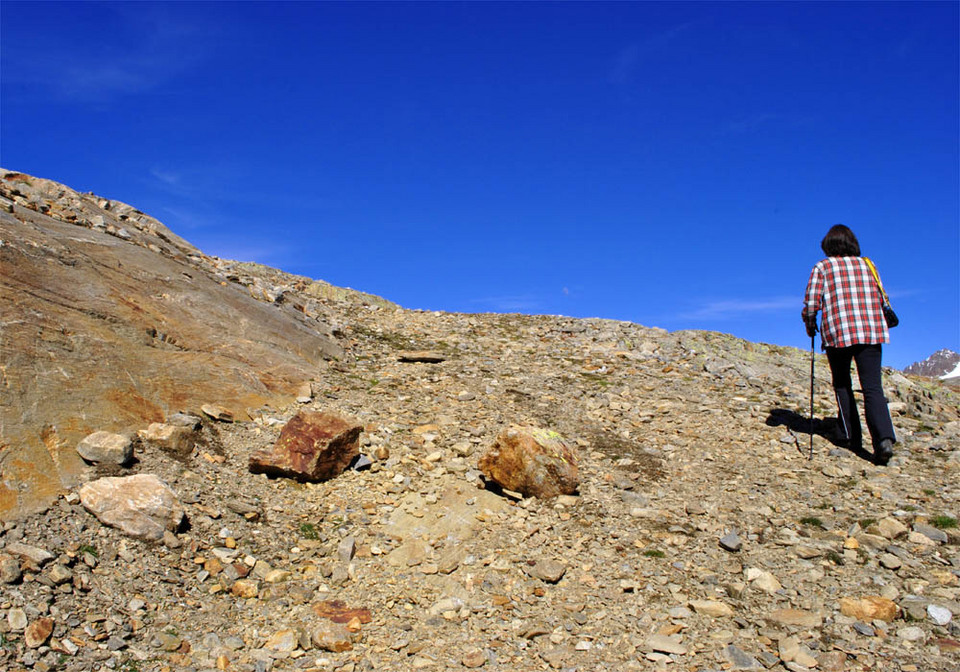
top-left (608, 23), bottom-right (693, 85)
top-left (151, 168), bottom-right (182, 188)
top-left (200, 240), bottom-right (299, 269)
top-left (469, 294), bottom-right (544, 312)
top-left (678, 296), bottom-right (798, 321)
top-left (4, 4), bottom-right (215, 104)
top-left (721, 113), bottom-right (779, 135)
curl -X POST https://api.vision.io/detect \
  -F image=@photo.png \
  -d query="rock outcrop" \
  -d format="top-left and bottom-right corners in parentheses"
top-left (0, 169), bottom-right (371, 519)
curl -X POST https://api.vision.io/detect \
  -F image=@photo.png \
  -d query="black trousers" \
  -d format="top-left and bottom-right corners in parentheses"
top-left (825, 344), bottom-right (896, 450)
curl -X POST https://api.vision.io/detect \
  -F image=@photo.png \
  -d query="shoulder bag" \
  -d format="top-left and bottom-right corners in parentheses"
top-left (864, 257), bottom-right (899, 328)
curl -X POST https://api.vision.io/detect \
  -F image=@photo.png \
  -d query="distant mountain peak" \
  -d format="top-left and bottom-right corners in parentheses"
top-left (904, 349), bottom-right (960, 380)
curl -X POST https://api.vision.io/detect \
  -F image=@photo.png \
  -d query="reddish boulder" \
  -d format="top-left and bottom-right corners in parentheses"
top-left (478, 425), bottom-right (579, 498)
top-left (249, 411), bottom-right (361, 482)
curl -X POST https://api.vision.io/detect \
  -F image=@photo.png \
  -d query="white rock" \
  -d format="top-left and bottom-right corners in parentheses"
top-left (76, 431), bottom-right (133, 465)
top-left (8, 607), bottom-right (27, 631)
top-left (745, 567), bottom-right (782, 593)
top-left (927, 604), bottom-right (952, 626)
top-left (79, 474), bottom-right (184, 541)
top-left (897, 626), bottom-right (926, 642)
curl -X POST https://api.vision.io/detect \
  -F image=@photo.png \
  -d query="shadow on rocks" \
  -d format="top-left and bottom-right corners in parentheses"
top-left (765, 408), bottom-right (875, 463)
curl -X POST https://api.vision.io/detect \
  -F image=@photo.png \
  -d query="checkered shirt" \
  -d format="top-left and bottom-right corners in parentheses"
top-left (802, 256), bottom-right (889, 348)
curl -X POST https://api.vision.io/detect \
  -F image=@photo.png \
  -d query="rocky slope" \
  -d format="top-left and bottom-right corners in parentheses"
top-left (1, 171), bottom-right (959, 672)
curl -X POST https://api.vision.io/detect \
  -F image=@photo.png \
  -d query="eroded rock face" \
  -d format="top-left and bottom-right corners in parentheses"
top-left (78, 474), bottom-right (184, 541)
top-left (478, 425), bottom-right (579, 498)
top-left (248, 411), bottom-right (361, 482)
top-left (0, 169), bottom-right (348, 520)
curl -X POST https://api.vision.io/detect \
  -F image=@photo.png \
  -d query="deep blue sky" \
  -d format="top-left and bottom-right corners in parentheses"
top-left (2, 2), bottom-right (957, 369)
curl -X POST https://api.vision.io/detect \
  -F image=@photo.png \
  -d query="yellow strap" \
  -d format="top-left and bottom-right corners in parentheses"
top-left (863, 257), bottom-right (889, 304)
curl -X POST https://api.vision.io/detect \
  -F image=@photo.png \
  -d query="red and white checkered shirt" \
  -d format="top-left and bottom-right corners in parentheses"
top-left (802, 256), bottom-right (889, 348)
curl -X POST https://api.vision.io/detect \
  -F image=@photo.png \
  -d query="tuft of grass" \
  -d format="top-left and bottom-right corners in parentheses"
top-left (825, 550), bottom-right (845, 566)
top-left (299, 522), bottom-right (320, 540)
top-left (581, 372), bottom-right (611, 388)
top-left (800, 516), bottom-right (825, 529)
top-left (922, 488), bottom-right (936, 496)
top-left (642, 549), bottom-right (666, 559)
top-left (858, 518), bottom-right (877, 529)
top-left (78, 543), bottom-right (98, 557)
top-left (931, 515), bottom-right (957, 530)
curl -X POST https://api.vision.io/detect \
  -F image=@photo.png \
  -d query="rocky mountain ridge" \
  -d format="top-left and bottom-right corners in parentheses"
top-left (904, 350), bottom-right (960, 382)
top-left (1, 170), bottom-right (959, 672)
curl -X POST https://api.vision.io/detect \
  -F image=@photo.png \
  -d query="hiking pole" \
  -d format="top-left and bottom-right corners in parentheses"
top-left (809, 332), bottom-right (815, 460)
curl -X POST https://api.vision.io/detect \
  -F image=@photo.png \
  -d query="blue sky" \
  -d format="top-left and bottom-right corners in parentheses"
top-left (2, 1), bottom-right (957, 369)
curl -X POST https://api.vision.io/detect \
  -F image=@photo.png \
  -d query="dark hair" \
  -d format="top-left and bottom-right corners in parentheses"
top-left (821, 224), bottom-right (861, 257)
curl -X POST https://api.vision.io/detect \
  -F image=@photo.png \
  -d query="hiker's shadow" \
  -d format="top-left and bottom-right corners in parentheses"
top-left (765, 408), bottom-right (874, 463)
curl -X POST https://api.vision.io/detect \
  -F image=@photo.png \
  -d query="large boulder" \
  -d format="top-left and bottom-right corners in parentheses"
top-left (79, 474), bottom-right (184, 540)
top-left (478, 425), bottom-right (579, 498)
top-left (249, 411), bottom-right (361, 482)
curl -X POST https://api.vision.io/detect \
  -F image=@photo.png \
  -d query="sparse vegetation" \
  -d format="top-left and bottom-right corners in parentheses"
top-left (825, 550), bottom-right (844, 565)
top-left (931, 515), bottom-right (957, 529)
top-left (800, 516), bottom-right (825, 529)
top-left (581, 372), bottom-right (611, 388)
top-left (298, 522), bottom-right (320, 540)
top-left (643, 549), bottom-right (666, 558)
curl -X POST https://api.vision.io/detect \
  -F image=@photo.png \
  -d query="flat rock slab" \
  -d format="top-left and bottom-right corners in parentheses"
top-left (4, 542), bottom-right (55, 567)
top-left (79, 474), bottom-right (184, 541)
top-left (249, 411), bottom-right (361, 482)
top-left (766, 608), bottom-right (823, 628)
top-left (385, 486), bottom-right (510, 568)
top-left (397, 350), bottom-right (446, 363)
top-left (313, 601), bottom-right (373, 624)
top-left (839, 596), bottom-right (899, 622)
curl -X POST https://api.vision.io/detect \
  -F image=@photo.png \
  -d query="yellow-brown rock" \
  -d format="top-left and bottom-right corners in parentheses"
top-left (839, 596), bottom-right (899, 622)
top-left (478, 425), bottom-right (579, 498)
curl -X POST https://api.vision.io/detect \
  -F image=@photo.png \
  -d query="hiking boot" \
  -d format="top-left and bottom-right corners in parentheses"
top-left (875, 438), bottom-right (894, 466)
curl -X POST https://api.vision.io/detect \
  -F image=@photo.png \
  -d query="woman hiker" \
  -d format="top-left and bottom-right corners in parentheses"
top-left (802, 224), bottom-right (897, 465)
